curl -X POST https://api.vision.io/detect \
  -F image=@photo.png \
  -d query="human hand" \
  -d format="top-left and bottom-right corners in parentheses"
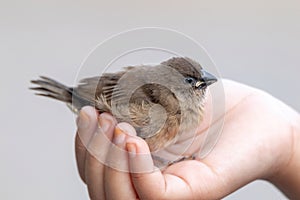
top-left (75, 79), bottom-right (300, 199)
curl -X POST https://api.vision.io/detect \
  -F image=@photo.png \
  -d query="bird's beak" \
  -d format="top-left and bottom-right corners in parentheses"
top-left (202, 70), bottom-right (218, 86)
top-left (195, 70), bottom-right (218, 89)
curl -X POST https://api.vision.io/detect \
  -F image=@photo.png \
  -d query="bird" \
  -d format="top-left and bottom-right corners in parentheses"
top-left (30, 57), bottom-right (217, 152)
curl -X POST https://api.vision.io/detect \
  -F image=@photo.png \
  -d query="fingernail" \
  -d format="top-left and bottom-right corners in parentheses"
top-left (99, 113), bottom-right (112, 132)
top-left (126, 143), bottom-right (136, 157)
top-left (77, 110), bottom-right (90, 129)
top-left (113, 126), bottom-right (126, 144)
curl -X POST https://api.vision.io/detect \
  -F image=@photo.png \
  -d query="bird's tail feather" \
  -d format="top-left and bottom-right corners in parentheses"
top-left (30, 76), bottom-right (73, 103)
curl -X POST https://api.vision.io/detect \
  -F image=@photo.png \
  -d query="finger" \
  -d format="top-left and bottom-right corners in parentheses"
top-left (127, 135), bottom-right (196, 199)
top-left (104, 123), bottom-right (138, 199)
top-left (75, 106), bottom-right (98, 183)
top-left (85, 113), bottom-right (116, 200)
top-left (126, 135), bottom-right (167, 199)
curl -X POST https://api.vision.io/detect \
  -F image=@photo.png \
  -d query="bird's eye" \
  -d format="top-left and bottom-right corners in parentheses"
top-left (184, 77), bottom-right (195, 84)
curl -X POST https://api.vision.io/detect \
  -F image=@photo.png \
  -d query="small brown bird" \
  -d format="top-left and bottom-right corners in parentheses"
top-left (30, 57), bottom-right (217, 152)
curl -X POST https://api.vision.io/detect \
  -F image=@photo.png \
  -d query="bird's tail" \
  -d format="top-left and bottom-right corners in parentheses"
top-left (30, 76), bottom-right (73, 104)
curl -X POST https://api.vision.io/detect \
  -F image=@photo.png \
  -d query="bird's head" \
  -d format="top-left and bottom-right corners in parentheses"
top-left (161, 57), bottom-right (217, 93)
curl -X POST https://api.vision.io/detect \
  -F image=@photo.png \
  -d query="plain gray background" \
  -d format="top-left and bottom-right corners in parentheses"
top-left (1, 0), bottom-right (299, 199)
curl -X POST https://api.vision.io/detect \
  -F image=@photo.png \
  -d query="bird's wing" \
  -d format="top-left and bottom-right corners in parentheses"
top-left (73, 70), bottom-right (126, 112)
top-left (74, 65), bottom-right (181, 141)
top-left (73, 66), bottom-right (141, 112)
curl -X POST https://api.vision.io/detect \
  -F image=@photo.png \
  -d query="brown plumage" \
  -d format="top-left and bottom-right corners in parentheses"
top-left (30, 57), bottom-right (217, 152)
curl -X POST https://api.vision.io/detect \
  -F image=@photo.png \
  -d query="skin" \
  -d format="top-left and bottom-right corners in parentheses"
top-left (74, 79), bottom-right (300, 200)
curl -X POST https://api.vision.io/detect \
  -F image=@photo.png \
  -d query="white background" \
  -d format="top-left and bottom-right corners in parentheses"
top-left (1, 0), bottom-right (299, 199)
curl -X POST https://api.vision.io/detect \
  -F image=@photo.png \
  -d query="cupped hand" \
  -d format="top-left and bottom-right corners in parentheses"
top-left (74, 79), bottom-right (299, 199)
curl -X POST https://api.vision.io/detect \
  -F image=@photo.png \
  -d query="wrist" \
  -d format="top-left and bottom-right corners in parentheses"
top-left (268, 118), bottom-right (300, 199)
